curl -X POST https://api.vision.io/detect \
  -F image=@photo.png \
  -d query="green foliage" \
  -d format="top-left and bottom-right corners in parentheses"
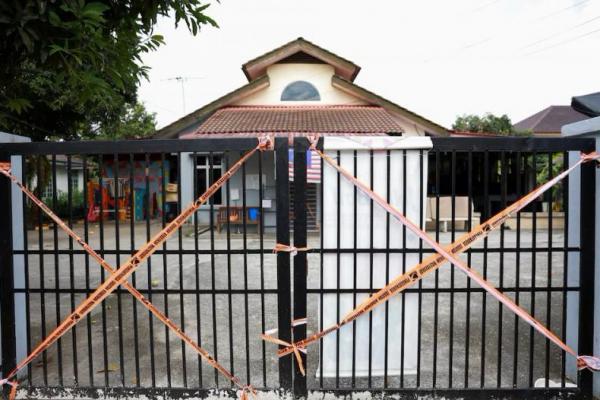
top-left (87, 102), bottom-right (157, 140)
top-left (0, 0), bottom-right (217, 141)
top-left (42, 189), bottom-right (85, 219)
top-left (453, 113), bottom-right (531, 136)
top-left (536, 153), bottom-right (565, 210)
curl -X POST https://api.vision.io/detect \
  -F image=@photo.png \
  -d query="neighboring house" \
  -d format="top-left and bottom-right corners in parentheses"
top-left (41, 155), bottom-right (84, 199)
top-left (513, 105), bottom-right (588, 136)
top-left (154, 37), bottom-right (448, 230)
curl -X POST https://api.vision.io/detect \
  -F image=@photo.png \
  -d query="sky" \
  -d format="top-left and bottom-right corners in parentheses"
top-left (138, 0), bottom-right (600, 130)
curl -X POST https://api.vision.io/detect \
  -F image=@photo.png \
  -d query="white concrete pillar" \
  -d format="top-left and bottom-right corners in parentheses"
top-left (0, 132), bottom-right (31, 377)
top-left (319, 136), bottom-right (432, 377)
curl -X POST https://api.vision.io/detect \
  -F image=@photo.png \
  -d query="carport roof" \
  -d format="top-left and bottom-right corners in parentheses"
top-left (182, 105), bottom-right (405, 137)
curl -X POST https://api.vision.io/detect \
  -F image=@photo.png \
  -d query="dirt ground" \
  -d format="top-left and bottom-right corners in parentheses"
top-left (16, 221), bottom-right (575, 393)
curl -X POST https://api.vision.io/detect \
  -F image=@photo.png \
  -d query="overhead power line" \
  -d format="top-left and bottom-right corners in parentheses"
top-left (524, 26), bottom-right (600, 56)
top-left (536, 0), bottom-right (591, 22)
top-left (520, 14), bottom-right (600, 50)
top-left (423, 0), bottom-right (594, 63)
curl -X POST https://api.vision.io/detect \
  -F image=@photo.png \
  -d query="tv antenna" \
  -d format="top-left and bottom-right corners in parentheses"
top-left (162, 76), bottom-right (205, 115)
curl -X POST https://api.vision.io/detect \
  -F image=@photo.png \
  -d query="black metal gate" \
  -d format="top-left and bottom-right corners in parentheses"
top-left (0, 136), bottom-right (596, 399)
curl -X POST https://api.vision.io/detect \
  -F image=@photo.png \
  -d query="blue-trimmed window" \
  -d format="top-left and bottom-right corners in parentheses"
top-left (281, 81), bottom-right (320, 101)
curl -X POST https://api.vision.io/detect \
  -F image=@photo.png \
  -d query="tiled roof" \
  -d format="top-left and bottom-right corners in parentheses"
top-left (513, 106), bottom-right (588, 134)
top-left (183, 106), bottom-right (405, 137)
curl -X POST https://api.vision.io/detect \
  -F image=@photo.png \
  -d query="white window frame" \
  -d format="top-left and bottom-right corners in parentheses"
top-left (195, 153), bottom-right (224, 206)
top-left (42, 175), bottom-right (54, 199)
top-left (69, 171), bottom-right (79, 192)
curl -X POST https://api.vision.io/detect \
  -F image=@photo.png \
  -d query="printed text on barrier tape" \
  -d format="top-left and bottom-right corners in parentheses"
top-left (0, 165), bottom-right (251, 396)
top-left (274, 141), bottom-right (600, 372)
top-left (0, 137), bottom-right (272, 398)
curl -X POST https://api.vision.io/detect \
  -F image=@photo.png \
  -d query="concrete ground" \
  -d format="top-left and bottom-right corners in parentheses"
top-left (18, 221), bottom-right (575, 393)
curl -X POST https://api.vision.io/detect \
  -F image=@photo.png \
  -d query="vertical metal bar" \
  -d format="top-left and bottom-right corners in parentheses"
top-left (209, 151), bottom-right (219, 385)
top-left (160, 153), bottom-right (172, 388)
top-left (144, 153), bottom-right (156, 387)
top-left (400, 149), bottom-right (407, 388)
top-left (82, 156), bottom-right (94, 386)
top-left (113, 153), bottom-right (125, 387)
top-left (384, 149), bottom-right (391, 388)
top-left (319, 142), bottom-right (325, 389)
top-left (578, 146), bottom-right (596, 397)
top-left (335, 149), bottom-right (341, 388)
top-left (433, 150), bottom-right (440, 388)
top-left (416, 149), bottom-right (424, 388)
top-left (21, 156), bottom-right (32, 385)
top-left (561, 151), bottom-right (569, 388)
top-left (465, 151), bottom-right (473, 388)
top-left (368, 149), bottom-right (374, 388)
top-left (351, 149), bottom-right (357, 389)
top-left (0, 152), bottom-right (16, 398)
top-left (449, 150), bottom-right (456, 388)
top-left (98, 154), bottom-right (109, 387)
top-left (50, 155), bottom-right (63, 385)
top-left (497, 151), bottom-right (507, 387)
top-left (529, 152), bottom-right (538, 388)
top-left (176, 153), bottom-right (187, 387)
top-left (225, 152), bottom-right (235, 385)
top-left (37, 156), bottom-right (47, 385)
top-left (480, 151), bottom-right (490, 388)
top-left (513, 152), bottom-right (522, 387)
top-left (129, 153), bottom-right (141, 387)
top-left (545, 152), bottom-right (553, 387)
top-left (66, 156), bottom-right (78, 385)
top-left (258, 151), bottom-right (267, 387)
top-left (192, 153), bottom-right (203, 387)
top-left (293, 138), bottom-right (308, 396)
top-left (274, 137), bottom-right (292, 390)
top-left (242, 153), bottom-right (251, 385)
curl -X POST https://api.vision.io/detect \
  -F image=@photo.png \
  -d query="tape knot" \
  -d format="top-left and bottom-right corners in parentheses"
top-left (577, 355), bottom-right (600, 371)
top-left (273, 243), bottom-right (309, 256)
top-left (258, 135), bottom-right (274, 151)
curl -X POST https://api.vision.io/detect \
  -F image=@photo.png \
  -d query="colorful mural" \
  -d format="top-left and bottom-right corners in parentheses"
top-left (87, 159), bottom-right (170, 221)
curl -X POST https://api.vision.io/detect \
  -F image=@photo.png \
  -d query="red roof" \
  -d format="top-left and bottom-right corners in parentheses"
top-left (182, 105), bottom-right (405, 138)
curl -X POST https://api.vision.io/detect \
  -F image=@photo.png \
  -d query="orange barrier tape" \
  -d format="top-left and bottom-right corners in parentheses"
top-left (261, 318), bottom-right (308, 376)
top-left (272, 243), bottom-right (310, 256)
top-left (270, 140), bottom-right (600, 373)
top-left (0, 136), bottom-right (272, 399)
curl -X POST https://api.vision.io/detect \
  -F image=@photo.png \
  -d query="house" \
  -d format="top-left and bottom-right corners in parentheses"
top-left (154, 37), bottom-right (448, 230)
top-left (513, 105), bottom-right (588, 136)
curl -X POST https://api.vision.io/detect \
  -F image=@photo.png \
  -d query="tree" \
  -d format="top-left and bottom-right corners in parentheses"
top-left (90, 102), bottom-right (158, 140)
top-left (453, 113), bottom-right (531, 136)
top-left (0, 0), bottom-right (217, 141)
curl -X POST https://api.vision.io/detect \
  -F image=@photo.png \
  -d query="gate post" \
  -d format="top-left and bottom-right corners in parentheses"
top-left (292, 138), bottom-right (308, 397)
top-left (0, 152), bottom-right (16, 396)
top-left (275, 138), bottom-right (293, 391)
top-left (579, 145), bottom-right (596, 398)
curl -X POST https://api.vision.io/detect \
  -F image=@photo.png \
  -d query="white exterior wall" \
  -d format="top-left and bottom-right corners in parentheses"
top-left (235, 64), bottom-right (366, 106)
top-left (319, 136), bottom-right (432, 377)
top-left (234, 63), bottom-right (428, 136)
top-left (54, 168), bottom-right (83, 194)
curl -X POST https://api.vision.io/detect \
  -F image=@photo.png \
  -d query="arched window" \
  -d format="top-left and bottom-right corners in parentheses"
top-left (281, 81), bottom-right (320, 101)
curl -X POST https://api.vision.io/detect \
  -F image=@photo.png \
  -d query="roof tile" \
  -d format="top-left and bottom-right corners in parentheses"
top-left (185, 106), bottom-right (405, 136)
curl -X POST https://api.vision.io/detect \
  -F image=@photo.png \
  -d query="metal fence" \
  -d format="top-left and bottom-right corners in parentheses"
top-left (0, 136), bottom-right (596, 399)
